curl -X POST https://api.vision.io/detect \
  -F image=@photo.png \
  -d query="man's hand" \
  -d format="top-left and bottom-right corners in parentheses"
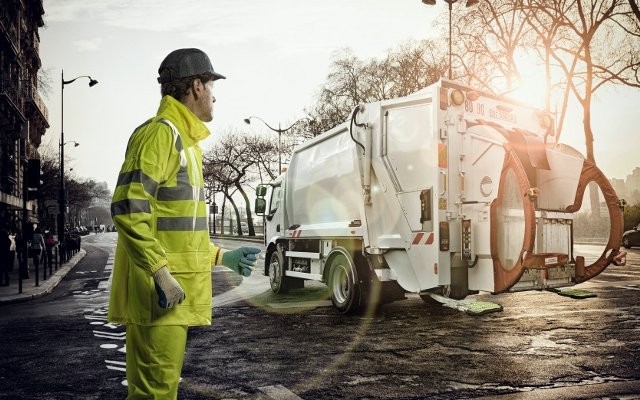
top-left (221, 247), bottom-right (261, 277)
top-left (153, 266), bottom-right (186, 308)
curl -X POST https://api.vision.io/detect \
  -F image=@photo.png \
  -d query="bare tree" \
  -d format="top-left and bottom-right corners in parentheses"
top-left (37, 67), bottom-right (54, 100)
top-left (66, 178), bottom-right (110, 227)
top-left (460, 0), bottom-right (640, 155)
top-left (456, 1), bottom-right (536, 93)
top-left (35, 144), bottom-right (111, 230)
top-left (306, 40), bottom-right (446, 133)
top-left (203, 143), bottom-right (239, 235)
top-left (456, 0), bottom-right (639, 215)
top-left (243, 134), bottom-right (279, 182)
top-left (307, 49), bottom-right (367, 133)
top-left (203, 131), bottom-right (270, 236)
top-left (545, 0), bottom-right (640, 157)
top-left (389, 40), bottom-right (447, 97)
top-left (629, 0), bottom-right (640, 22)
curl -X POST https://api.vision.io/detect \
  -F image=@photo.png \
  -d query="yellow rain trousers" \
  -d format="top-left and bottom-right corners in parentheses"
top-left (126, 324), bottom-right (187, 399)
top-left (108, 95), bottom-right (223, 399)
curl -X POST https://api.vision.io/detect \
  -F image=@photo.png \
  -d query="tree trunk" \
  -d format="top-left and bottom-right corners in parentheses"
top-left (236, 182), bottom-right (256, 236)
top-left (583, 94), bottom-right (601, 218)
top-left (226, 195), bottom-right (242, 235)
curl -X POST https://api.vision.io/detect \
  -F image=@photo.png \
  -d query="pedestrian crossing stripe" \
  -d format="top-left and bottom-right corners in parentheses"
top-left (93, 330), bottom-right (126, 340)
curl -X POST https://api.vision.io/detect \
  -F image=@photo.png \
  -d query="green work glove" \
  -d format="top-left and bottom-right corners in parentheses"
top-left (221, 247), bottom-right (261, 277)
top-left (153, 266), bottom-right (185, 309)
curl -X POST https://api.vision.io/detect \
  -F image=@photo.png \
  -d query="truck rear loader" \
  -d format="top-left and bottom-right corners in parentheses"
top-left (255, 79), bottom-right (626, 314)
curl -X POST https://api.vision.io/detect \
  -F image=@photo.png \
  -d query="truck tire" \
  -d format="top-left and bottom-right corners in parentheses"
top-left (269, 246), bottom-right (290, 294)
top-left (328, 252), bottom-right (363, 314)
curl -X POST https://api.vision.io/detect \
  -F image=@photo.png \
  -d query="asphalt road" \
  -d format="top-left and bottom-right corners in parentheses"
top-left (0, 233), bottom-right (638, 399)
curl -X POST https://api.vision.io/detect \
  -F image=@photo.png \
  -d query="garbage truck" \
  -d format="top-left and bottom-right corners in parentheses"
top-left (254, 79), bottom-right (626, 314)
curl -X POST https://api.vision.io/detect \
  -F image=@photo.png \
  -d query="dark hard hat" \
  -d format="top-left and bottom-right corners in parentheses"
top-left (157, 48), bottom-right (226, 84)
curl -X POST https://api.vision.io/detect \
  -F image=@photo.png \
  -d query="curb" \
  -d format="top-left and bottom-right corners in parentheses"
top-left (211, 234), bottom-right (265, 244)
top-left (0, 248), bottom-right (87, 305)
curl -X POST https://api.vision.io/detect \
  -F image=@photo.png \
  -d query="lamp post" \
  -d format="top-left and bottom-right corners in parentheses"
top-left (244, 116), bottom-right (311, 174)
top-left (421, 0), bottom-right (479, 79)
top-left (59, 71), bottom-right (97, 248)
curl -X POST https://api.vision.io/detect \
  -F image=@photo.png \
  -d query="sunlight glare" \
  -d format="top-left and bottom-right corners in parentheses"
top-left (505, 51), bottom-right (548, 109)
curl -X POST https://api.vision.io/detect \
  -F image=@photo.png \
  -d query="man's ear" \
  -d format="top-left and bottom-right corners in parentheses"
top-left (191, 78), bottom-right (202, 101)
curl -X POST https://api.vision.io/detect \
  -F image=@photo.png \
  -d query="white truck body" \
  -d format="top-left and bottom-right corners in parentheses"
top-left (256, 79), bottom-right (625, 313)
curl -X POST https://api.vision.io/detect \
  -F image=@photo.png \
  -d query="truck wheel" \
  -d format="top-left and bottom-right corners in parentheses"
top-left (328, 253), bottom-right (362, 314)
top-left (269, 247), bottom-right (290, 294)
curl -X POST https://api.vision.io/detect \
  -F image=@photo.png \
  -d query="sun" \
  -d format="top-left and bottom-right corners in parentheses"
top-left (505, 50), bottom-right (549, 109)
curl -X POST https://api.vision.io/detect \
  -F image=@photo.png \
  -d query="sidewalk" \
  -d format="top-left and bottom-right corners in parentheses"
top-left (0, 249), bottom-right (86, 305)
top-left (0, 233), bottom-right (258, 305)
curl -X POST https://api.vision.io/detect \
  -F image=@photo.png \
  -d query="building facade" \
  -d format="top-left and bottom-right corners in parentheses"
top-left (610, 178), bottom-right (626, 199)
top-left (626, 167), bottom-right (640, 200)
top-left (0, 0), bottom-right (48, 232)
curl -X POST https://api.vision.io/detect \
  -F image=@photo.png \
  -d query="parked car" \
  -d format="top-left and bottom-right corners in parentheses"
top-left (622, 222), bottom-right (640, 249)
top-left (236, 222), bottom-right (249, 234)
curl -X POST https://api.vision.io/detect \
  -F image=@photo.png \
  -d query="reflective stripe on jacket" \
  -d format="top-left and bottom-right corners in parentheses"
top-left (108, 95), bottom-right (222, 326)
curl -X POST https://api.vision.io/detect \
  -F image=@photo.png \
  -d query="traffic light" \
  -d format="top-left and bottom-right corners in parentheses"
top-left (27, 159), bottom-right (41, 188)
top-left (27, 158), bottom-right (42, 199)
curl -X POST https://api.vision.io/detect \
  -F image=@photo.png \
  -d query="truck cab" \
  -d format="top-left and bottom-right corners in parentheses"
top-left (256, 174), bottom-right (286, 245)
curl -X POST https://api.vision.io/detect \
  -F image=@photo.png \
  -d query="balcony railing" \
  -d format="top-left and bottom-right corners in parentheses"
top-left (0, 78), bottom-right (21, 115)
top-left (0, 10), bottom-right (19, 56)
top-left (24, 82), bottom-right (48, 123)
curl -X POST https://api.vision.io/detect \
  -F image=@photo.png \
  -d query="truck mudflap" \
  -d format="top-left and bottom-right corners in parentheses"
top-left (565, 159), bottom-right (625, 282)
top-left (490, 146), bottom-right (625, 293)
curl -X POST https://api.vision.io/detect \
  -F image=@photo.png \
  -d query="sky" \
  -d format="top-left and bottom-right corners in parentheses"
top-left (38, 0), bottom-right (640, 193)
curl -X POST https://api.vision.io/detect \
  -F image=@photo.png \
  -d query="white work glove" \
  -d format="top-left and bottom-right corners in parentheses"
top-left (153, 266), bottom-right (185, 309)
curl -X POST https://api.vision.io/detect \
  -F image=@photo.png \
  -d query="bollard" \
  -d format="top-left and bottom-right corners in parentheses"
top-left (34, 255), bottom-right (39, 287)
top-left (46, 247), bottom-right (53, 276)
top-left (59, 243), bottom-right (66, 264)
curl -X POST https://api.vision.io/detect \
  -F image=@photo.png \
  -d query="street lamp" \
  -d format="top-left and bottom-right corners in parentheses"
top-left (244, 116), bottom-right (312, 174)
top-left (422, 0), bottom-right (479, 79)
top-left (59, 70), bottom-right (97, 246)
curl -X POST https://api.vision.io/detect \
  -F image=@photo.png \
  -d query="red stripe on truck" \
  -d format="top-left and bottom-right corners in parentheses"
top-left (412, 232), bottom-right (424, 245)
top-left (412, 232), bottom-right (434, 245)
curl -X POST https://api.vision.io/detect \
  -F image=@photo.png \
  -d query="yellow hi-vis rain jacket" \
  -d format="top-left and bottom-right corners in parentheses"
top-left (108, 95), bottom-right (222, 326)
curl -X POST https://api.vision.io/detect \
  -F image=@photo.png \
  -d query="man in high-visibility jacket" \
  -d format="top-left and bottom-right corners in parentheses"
top-left (109, 48), bottom-right (261, 399)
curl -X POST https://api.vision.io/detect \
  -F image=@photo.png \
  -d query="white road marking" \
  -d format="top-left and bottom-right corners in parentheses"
top-left (93, 330), bottom-right (126, 340)
top-left (212, 267), bottom-right (271, 307)
top-left (105, 359), bottom-right (127, 372)
top-left (616, 285), bottom-right (640, 291)
top-left (84, 314), bottom-right (108, 321)
top-left (258, 384), bottom-right (304, 400)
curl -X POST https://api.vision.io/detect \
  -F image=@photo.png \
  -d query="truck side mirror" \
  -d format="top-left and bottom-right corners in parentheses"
top-left (256, 186), bottom-right (267, 197)
top-left (255, 198), bottom-right (266, 215)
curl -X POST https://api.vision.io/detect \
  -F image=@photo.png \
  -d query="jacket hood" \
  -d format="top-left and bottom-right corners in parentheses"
top-left (156, 95), bottom-right (211, 145)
